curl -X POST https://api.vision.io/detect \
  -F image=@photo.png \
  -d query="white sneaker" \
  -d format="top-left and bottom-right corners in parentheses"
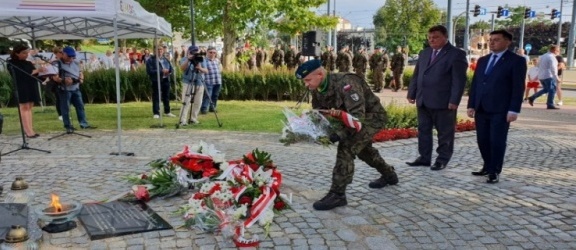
top-left (190, 119), bottom-right (200, 124)
top-left (165, 113), bottom-right (176, 117)
top-left (153, 114), bottom-right (160, 119)
top-left (557, 101), bottom-right (563, 106)
top-left (58, 116), bottom-right (63, 121)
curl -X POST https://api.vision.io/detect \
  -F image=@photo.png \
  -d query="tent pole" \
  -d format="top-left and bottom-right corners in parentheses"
top-left (110, 17), bottom-right (133, 156)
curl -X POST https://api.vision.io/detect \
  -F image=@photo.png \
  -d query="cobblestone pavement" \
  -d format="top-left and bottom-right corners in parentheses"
top-left (1, 92), bottom-right (575, 249)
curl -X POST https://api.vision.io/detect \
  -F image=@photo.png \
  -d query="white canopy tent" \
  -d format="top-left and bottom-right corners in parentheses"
top-left (0, 0), bottom-right (173, 155)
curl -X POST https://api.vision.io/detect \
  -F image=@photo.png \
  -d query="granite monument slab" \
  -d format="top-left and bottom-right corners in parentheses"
top-left (78, 201), bottom-right (172, 240)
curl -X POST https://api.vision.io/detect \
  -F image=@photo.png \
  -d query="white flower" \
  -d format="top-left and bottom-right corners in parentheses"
top-left (233, 204), bottom-right (248, 220)
top-left (258, 208), bottom-right (275, 226)
top-left (253, 167), bottom-right (273, 186)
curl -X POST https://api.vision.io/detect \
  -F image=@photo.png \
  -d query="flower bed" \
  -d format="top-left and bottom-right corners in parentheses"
top-left (373, 120), bottom-right (476, 142)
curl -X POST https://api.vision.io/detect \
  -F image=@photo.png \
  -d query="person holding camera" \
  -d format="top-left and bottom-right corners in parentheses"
top-left (179, 45), bottom-right (208, 125)
top-left (51, 46), bottom-right (95, 133)
top-left (7, 44), bottom-right (46, 138)
top-left (146, 46), bottom-right (176, 119)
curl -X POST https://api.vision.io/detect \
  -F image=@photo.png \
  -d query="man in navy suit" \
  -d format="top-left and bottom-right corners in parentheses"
top-left (406, 25), bottom-right (468, 171)
top-left (467, 30), bottom-right (527, 183)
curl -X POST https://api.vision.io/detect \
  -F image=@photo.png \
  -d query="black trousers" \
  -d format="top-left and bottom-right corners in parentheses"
top-left (416, 106), bottom-right (457, 164)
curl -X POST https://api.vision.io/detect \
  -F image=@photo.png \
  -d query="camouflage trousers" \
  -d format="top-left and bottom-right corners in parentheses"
top-left (330, 126), bottom-right (395, 194)
top-left (354, 69), bottom-right (367, 82)
top-left (392, 71), bottom-right (403, 90)
top-left (372, 70), bottom-right (384, 90)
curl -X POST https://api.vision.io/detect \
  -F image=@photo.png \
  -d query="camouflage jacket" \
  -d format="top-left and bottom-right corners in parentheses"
top-left (390, 53), bottom-right (406, 72)
top-left (311, 73), bottom-right (388, 140)
top-left (321, 51), bottom-right (336, 71)
top-left (271, 49), bottom-right (284, 65)
top-left (369, 52), bottom-right (389, 71)
top-left (352, 52), bottom-right (368, 71)
top-left (336, 51), bottom-right (352, 71)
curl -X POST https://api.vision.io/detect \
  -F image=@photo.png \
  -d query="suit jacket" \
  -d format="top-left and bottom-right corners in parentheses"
top-left (467, 50), bottom-right (527, 113)
top-left (407, 43), bottom-right (468, 109)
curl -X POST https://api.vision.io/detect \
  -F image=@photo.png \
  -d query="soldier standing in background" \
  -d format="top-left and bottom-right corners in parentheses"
top-left (321, 46), bottom-right (336, 72)
top-left (369, 46), bottom-right (388, 92)
top-left (352, 47), bottom-right (369, 81)
top-left (255, 47), bottom-right (267, 70)
top-left (285, 45), bottom-right (298, 70)
top-left (336, 45), bottom-right (352, 73)
top-left (271, 44), bottom-right (284, 69)
top-left (390, 46), bottom-right (407, 91)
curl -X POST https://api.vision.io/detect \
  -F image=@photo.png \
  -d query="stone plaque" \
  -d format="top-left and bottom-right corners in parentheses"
top-left (0, 203), bottom-right (28, 243)
top-left (78, 201), bottom-right (172, 240)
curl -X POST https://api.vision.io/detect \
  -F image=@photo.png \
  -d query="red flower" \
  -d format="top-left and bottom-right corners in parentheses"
top-left (208, 183), bottom-right (222, 194)
top-left (134, 186), bottom-right (150, 202)
top-left (238, 196), bottom-right (252, 205)
top-left (274, 200), bottom-right (286, 210)
top-left (202, 167), bottom-right (219, 178)
top-left (193, 192), bottom-right (209, 200)
top-left (245, 152), bottom-right (255, 163)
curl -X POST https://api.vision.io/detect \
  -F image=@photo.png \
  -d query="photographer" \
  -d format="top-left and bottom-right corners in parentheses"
top-left (179, 45), bottom-right (208, 125)
top-left (51, 46), bottom-right (95, 133)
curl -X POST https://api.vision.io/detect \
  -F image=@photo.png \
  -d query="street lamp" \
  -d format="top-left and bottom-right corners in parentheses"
top-left (452, 11), bottom-right (467, 47)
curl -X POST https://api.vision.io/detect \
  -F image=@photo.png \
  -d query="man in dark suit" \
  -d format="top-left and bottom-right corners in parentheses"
top-left (406, 25), bottom-right (468, 171)
top-left (467, 30), bottom-right (527, 184)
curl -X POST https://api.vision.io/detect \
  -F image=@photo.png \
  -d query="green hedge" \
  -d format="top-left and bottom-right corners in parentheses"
top-left (0, 67), bottom-right (473, 107)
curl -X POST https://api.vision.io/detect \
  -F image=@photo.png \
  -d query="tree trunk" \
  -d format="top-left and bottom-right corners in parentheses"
top-left (222, 1), bottom-right (237, 71)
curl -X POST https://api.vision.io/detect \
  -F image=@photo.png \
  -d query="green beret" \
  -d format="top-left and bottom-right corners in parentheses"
top-left (295, 59), bottom-right (322, 79)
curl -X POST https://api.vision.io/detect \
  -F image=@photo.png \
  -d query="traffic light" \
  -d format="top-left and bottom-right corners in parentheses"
top-left (524, 7), bottom-right (531, 19)
top-left (497, 6), bottom-right (503, 18)
top-left (551, 9), bottom-right (559, 20)
top-left (473, 5), bottom-right (481, 17)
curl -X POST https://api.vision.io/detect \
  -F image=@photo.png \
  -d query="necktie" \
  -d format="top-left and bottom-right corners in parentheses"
top-left (484, 54), bottom-right (498, 75)
top-left (430, 50), bottom-right (439, 64)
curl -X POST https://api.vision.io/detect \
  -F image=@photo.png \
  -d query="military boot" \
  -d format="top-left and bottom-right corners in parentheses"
top-left (369, 170), bottom-right (399, 188)
top-left (313, 192), bottom-right (347, 211)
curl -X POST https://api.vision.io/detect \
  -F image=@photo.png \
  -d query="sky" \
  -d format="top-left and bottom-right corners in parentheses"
top-left (316, 0), bottom-right (571, 29)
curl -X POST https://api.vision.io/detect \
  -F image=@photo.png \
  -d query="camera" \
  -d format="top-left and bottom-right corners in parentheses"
top-left (188, 51), bottom-right (205, 65)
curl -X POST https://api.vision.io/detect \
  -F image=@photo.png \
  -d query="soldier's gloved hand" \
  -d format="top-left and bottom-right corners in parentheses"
top-left (329, 133), bottom-right (340, 143)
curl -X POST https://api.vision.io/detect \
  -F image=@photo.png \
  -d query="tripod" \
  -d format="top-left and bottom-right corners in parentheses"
top-left (175, 66), bottom-right (222, 128)
top-left (0, 57), bottom-right (50, 156)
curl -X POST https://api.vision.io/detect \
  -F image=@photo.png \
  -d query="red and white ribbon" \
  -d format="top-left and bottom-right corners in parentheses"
top-left (244, 186), bottom-right (277, 228)
top-left (339, 111), bottom-right (362, 132)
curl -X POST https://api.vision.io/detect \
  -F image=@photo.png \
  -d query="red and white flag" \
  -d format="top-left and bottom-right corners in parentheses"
top-left (338, 111), bottom-right (362, 132)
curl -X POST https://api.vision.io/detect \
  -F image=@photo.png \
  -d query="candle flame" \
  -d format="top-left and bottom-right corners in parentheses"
top-left (50, 194), bottom-right (62, 212)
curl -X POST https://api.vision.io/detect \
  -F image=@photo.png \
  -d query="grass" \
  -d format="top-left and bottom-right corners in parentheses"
top-left (0, 101), bottom-right (312, 136)
top-left (82, 45), bottom-right (115, 54)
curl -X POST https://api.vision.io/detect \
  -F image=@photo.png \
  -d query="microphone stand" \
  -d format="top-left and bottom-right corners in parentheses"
top-left (47, 59), bottom-right (92, 140)
top-left (0, 57), bottom-right (51, 156)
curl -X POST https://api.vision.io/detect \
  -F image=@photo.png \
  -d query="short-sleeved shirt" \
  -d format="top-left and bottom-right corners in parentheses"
top-left (59, 60), bottom-right (81, 91)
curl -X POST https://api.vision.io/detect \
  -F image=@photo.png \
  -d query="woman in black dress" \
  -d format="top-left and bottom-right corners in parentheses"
top-left (7, 44), bottom-right (45, 138)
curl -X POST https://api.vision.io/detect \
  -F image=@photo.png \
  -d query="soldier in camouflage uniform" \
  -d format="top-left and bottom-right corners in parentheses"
top-left (336, 45), bottom-right (353, 73)
top-left (352, 47), bottom-right (369, 81)
top-left (390, 46), bottom-right (407, 91)
top-left (321, 46), bottom-right (336, 72)
top-left (369, 46), bottom-right (389, 92)
top-left (285, 45), bottom-right (298, 70)
top-left (255, 47), bottom-right (267, 70)
top-left (271, 44), bottom-right (284, 69)
top-left (294, 59), bottom-right (399, 211)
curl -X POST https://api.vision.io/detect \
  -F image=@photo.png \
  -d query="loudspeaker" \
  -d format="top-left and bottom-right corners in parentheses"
top-left (302, 31), bottom-right (321, 57)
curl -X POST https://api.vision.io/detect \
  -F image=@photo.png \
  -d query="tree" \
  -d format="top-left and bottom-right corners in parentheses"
top-left (373, 0), bottom-right (442, 53)
top-left (139, 0), bottom-right (337, 70)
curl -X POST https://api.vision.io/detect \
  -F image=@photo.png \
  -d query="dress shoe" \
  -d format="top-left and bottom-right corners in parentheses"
top-left (547, 106), bottom-right (560, 110)
top-left (26, 134), bottom-right (39, 138)
top-left (405, 157), bottom-right (431, 167)
top-left (471, 169), bottom-right (488, 176)
top-left (528, 97), bottom-right (534, 106)
top-left (486, 173), bottom-right (499, 184)
top-left (430, 162), bottom-right (447, 171)
top-left (313, 192), bottom-right (347, 211)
